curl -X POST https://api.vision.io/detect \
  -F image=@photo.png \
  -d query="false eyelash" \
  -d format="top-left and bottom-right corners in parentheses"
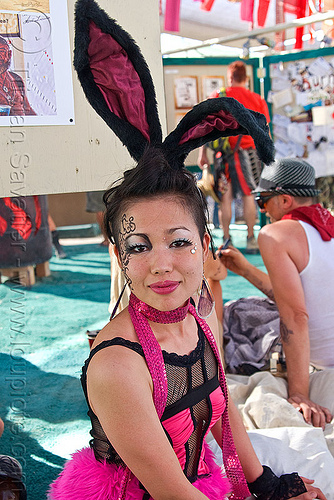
top-left (125, 243), bottom-right (148, 254)
top-left (171, 238), bottom-right (193, 247)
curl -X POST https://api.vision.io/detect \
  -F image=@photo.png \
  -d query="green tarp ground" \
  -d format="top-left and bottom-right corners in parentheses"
top-left (0, 228), bottom-right (266, 499)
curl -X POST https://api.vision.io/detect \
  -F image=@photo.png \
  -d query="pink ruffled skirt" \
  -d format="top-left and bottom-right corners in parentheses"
top-left (48, 445), bottom-right (231, 500)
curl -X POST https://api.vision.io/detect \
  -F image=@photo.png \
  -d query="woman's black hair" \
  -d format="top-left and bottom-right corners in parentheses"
top-left (103, 147), bottom-right (213, 252)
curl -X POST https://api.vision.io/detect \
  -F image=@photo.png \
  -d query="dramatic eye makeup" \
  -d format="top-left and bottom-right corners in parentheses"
top-left (170, 238), bottom-right (193, 248)
top-left (124, 234), bottom-right (151, 255)
top-left (125, 242), bottom-right (150, 254)
top-left (122, 226), bottom-right (197, 256)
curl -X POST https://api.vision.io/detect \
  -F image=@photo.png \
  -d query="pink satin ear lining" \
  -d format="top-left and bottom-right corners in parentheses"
top-left (179, 111), bottom-right (240, 145)
top-left (87, 23), bottom-right (240, 152)
top-left (88, 21), bottom-right (150, 141)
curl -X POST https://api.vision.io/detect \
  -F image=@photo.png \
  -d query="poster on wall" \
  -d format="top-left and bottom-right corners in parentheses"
top-left (0, 0), bottom-right (74, 126)
top-left (201, 76), bottom-right (224, 100)
top-left (174, 76), bottom-right (198, 109)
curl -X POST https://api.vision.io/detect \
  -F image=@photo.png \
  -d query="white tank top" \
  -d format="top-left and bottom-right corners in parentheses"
top-left (299, 221), bottom-right (334, 369)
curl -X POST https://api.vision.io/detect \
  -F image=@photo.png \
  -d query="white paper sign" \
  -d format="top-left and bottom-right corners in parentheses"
top-left (0, 0), bottom-right (74, 126)
top-left (312, 105), bottom-right (334, 126)
top-left (272, 88), bottom-right (293, 109)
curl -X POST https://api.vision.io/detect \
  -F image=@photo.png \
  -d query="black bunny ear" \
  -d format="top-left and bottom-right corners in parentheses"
top-left (162, 97), bottom-right (274, 170)
top-left (74, 0), bottom-right (162, 161)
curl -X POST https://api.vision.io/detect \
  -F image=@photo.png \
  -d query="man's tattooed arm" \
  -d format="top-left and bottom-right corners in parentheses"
top-left (244, 269), bottom-right (275, 302)
top-left (280, 318), bottom-right (294, 343)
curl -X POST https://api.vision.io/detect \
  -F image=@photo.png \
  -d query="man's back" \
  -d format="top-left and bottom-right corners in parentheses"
top-left (225, 87), bottom-right (270, 150)
top-left (298, 221), bottom-right (334, 369)
top-left (211, 86), bottom-right (270, 150)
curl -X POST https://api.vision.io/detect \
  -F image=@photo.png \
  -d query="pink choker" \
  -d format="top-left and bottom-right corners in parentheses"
top-left (129, 293), bottom-right (190, 324)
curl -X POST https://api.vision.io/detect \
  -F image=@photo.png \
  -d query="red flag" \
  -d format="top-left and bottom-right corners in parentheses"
top-left (200, 0), bottom-right (216, 11)
top-left (164, 0), bottom-right (181, 32)
top-left (257, 0), bottom-right (271, 26)
top-left (241, 0), bottom-right (255, 22)
top-left (284, 0), bottom-right (307, 48)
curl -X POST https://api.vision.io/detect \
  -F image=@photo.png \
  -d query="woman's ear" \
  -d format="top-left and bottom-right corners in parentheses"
top-left (203, 232), bottom-right (211, 261)
top-left (112, 244), bottom-right (123, 269)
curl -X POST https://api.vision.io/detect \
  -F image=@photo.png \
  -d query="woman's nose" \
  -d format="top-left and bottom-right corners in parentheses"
top-left (150, 247), bottom-right (173, 275)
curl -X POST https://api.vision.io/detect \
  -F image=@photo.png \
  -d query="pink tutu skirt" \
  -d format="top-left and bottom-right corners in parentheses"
top-left (48, 445), bottom-right (231, 500)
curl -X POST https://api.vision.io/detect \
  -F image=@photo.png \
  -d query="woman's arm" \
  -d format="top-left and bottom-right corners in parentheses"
top-left (204, 253), bottom-right (227, 325)
top-left (210, 397), bottom-right (263, 484)
top-left (87, 345), bottom-right (209, 500)
top-left (206, 308), bottom-right (263, 483)
top-left (206, 310), bottom-right (326, 499)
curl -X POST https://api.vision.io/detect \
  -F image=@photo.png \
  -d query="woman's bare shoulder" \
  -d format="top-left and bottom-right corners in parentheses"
top-left (92, 307), bottom-right (138, 346)
top-left (87, 307), bottom-right (146, 382)
top-left (87, 309), bottom-right (150, 395)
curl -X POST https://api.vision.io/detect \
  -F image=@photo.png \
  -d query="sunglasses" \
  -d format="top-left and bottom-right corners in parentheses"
top-left (255, 193), bottom-right (278, 209)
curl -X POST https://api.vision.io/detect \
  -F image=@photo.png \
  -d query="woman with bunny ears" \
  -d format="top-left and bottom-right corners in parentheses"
top-left (48, 2), bottom-right (326, 499)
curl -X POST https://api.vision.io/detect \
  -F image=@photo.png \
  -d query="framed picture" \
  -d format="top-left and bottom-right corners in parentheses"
top-left (174, 76), bottom-right (198, 109)
top-left (0, 0), bottom-right (75, 126)
top-left (0, 13), bottom-right (20, 37)
top-left (201, 76), bottom-right (225, 100)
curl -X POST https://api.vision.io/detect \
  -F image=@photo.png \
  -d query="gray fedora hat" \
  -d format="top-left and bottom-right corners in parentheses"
top-left (254, 158), bottom-right (320, 197)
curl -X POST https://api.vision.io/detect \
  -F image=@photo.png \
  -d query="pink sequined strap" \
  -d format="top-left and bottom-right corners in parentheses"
top-left (127, 293), bottom-right (249, 500)
top-left (188, 303), bottom-right (250, 500)
top-left (128, 300), bottom-right (168, 417)
top-left (120, 299), bottom-right (169, 498)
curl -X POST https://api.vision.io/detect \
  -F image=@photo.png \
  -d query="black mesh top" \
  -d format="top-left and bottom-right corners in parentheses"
top-left (81, 323), bottom-right (224, 482)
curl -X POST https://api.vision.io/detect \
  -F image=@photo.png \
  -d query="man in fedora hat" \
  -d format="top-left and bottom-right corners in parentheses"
top-left (219, 158), bottom-right (334, 431)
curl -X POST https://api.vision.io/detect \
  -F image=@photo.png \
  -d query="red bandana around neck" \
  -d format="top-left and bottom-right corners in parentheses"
top-left (282, 204), bottom-right (334, 241)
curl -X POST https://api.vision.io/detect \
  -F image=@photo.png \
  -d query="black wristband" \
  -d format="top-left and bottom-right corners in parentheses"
top-left (247, 465), bottom-right (307, 500)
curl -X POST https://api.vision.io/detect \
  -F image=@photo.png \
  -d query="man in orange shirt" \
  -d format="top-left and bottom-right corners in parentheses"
top-left (198, 61), bottom-right (270, 253)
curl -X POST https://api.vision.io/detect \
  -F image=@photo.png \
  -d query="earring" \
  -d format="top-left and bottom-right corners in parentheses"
top-left (190, 244), bottom-right (197, 254)
top-left (196, 274), bottom-right (215, 319)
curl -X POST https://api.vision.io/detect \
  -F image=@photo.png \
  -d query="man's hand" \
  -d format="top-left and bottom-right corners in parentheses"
top-left (288, 394), bottom-right (332, 429)
top-left (217, 246), bottom-right (250, 277)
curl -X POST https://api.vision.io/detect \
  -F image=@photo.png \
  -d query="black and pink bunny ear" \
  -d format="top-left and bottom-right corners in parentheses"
top-left (162, 97), bottom-right (274, 170)
top-left (74, 0), bottom-right (162, 161)
top-left (74, 0), bottom-right (274, 170)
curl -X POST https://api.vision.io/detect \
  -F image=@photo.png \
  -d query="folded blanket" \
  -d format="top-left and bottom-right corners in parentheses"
top-left (226, 371), bottom-right (334, 457)
top-left (208, 426), bottom-right (334, 500)
top-left (223, 296), bottom-right (280, 374)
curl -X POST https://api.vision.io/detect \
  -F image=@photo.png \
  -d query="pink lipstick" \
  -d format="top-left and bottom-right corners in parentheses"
top-left (149, 281), bottom-right (179, 295)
